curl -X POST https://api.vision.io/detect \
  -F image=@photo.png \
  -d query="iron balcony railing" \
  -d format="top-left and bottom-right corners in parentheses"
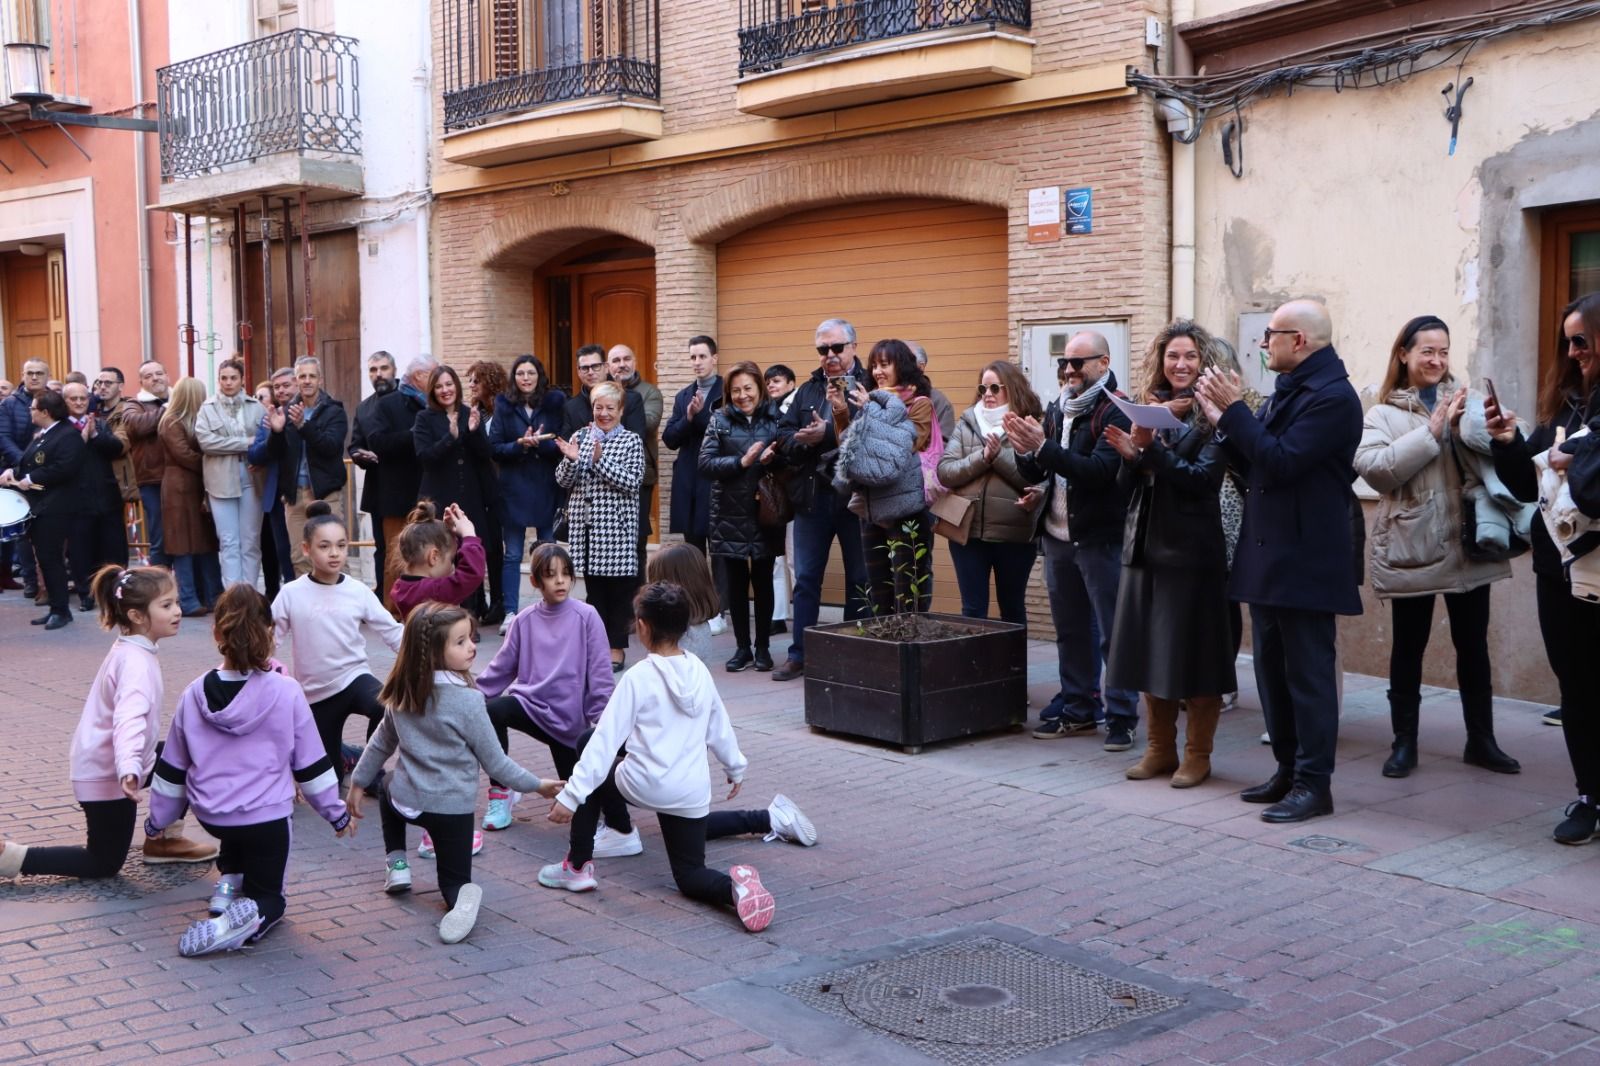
top-left (738, 0), bottom-right (1030, 75)
top-left (157, 29), bottom-right (361, 182)
top-left (442, 0), bottom-right (660, 132)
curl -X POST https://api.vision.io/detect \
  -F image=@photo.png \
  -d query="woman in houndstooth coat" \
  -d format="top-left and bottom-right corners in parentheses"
top-left (556, 381), bottom-right (646, 671)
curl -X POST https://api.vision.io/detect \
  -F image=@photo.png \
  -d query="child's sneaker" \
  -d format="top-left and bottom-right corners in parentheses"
top-left (482, 788), bottom-right (520, 831)
top-left (438, 883), bottom-right (483, 944)
top-left (179, 898), bottom-right (262, 957)
top-left (764, 794), bottom-right (817, 847)
top-left (538, 859), bottom-right (597, 892)
top-left (417, 830), bottom-right (485, 859)
top-left (592, 825), bottom-right (643, 858)
top-left (731, 865), bottom-right (774, 932)
top-left (384, 856), bottom-right (412, 895)
top-left (207, 872), bottom-right (244, 915)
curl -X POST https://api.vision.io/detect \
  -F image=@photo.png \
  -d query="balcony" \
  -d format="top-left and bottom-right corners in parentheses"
top-left (736, 0), bottom-right (1033, 118)
top-left (441, 0), bottom-right (661, 168)
top-left (155, 30), bottom-right (363, 214)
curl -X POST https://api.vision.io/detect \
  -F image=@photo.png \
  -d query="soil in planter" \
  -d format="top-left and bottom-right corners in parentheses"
top-left (849, 615), bottom-right (989, 642)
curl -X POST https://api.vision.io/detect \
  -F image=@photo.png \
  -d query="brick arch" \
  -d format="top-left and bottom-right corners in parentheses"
top-left (476, 195), bottom-right (660, 269)
top-left (679, 154), bottom-right (1016, 245)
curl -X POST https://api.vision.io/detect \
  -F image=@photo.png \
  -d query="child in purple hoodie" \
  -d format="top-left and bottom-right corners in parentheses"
top-left (148, 584), bottom-right (354, 958)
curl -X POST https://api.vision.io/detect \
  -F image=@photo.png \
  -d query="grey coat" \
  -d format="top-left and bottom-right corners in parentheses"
top-left (834, 390), bottom-right (923, 527)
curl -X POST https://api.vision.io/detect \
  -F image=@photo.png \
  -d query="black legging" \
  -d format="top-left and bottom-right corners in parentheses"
top-left (311, 673), bottom-right (384, 777)
top-left (199, 817), bottom-right (291, 933)
top-left (377, 786), bottom-right (475, 909)
top-left (1536, 573), bottom-right (1600, 798)
top-left (1388, 585), bottom-right (1492, 705)
top-left (483, 695), bottom-right (631, 831)
top-left (719, 555), bottom-right (775, 653)
top-left (19, 798), bottom-right (135, 879)
top-left (584, 574), bottom-right (640, 651)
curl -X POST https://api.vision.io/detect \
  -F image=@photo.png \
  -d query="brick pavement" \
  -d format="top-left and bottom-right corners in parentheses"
top-left (2, 592), bottom-right (1598, 1065)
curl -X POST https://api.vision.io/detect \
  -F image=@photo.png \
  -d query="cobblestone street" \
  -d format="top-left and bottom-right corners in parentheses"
top-left (2, 592), bottom-right (1598, 1065)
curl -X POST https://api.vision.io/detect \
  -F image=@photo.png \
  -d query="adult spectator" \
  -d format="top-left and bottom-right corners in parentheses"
top-left (609, 344), bottom-right (663, 576)
top-left (562, 343), bottom-right (644, 439)
top-left (663, 335), bottom-right (723, 555)
top-left (555, 380), bottom-right (645, 671)
top-left (248, 368), bottom-right (298, 599)
top-left (773, 318), bottom-right (872, 681)
top-left (764, 363), bottom-right (798, 634)
top-left (413, 364), bottom-right (494, 616)
top-left (159, 378), bottom-right (222, 615)
top-left (465, 359), bottom-right (510, 624)
top-left (64, 381), bottom-right (127, 582)
top-left (90, 368), bottom-right (135, 503)
top-left (112, 360), bottom-right (171, 572)
top-left (0, 358), bottom-right (53, 596)
top-left (1, 388), bottom-right (92, 628)
top-left (909, 341), bottom-right (957, 440)
top-left (349, 350), bottom-right (398, 591)
top-left (1354, 315), bottom-right (1518, 779)
top-left (265, 357), bottom-right (349, 574)
top-left (699, 360), bottom-right (784, 673)
top-left (491, 354), bottom-right (565, 628)
top-left (64, 371), bottom-right (87, 387)
top-left (1487, 290), bottom-right (1600, 845)
top-left (364, 355), bottom-right (430, 596)
top-left (1008, 333), bottom-right (1139, 750)
top-left (1197, 299), bottom-right (1363, 824)
top-left (195, 358), bottom-right (266, 589)
top-left (937, 359), bottom-right (1044, 627)
top-left (1106, 321), bottom-right (1235, 787)
top-left (0, 379), bottom-right (12, 400)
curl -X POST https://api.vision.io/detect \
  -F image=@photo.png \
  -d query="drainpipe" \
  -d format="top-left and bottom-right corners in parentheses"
top-left (128, 0), bottom-right (153, 364)
top-left (414, 47), bottom-right (433, 353)
top-left (1169, 0), bottom-right (1196, 321)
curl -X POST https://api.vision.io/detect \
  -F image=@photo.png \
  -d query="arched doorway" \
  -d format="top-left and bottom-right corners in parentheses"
top-left (534, 238), bottom-right (656, 391)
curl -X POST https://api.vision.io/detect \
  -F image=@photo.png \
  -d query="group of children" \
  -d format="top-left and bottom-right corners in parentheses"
top-left (0, 499), bottom-right (816, 954)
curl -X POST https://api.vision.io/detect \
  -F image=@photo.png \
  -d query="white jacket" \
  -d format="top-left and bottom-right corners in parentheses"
top-left (558, 652), bottom-right (747, 819)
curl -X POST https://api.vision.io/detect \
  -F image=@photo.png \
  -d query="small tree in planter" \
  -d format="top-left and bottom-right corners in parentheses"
top-left (803, 520), bottom-right (1029, 753)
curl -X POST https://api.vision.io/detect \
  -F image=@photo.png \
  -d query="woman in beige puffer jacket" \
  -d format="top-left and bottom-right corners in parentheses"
top-left (1353, 314), bottom-right (1518, 781)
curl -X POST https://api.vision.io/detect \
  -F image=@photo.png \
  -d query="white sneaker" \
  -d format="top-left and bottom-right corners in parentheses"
top-left (208, 872), bottom-right (244, 915)
top-left (764, 794), bottom-right (817, 847)
top-left (438, 883), bottom-right (482, 944)
top-left (384, 857), bottom-right (412, 895)
top-left (180, 898), bottom-right (262, 957)
top-left (482, 788), bottom-right (520, 831)
top-left (1260, 731), bottom-right (1272, 745)
top-left (538, 859), bottom-right (597, 892)
top-left (592, 825), bottom-right (643, 858)
top-left (499, 617), bottom-right (514, 635)
top-left (708, 613), bottom-right (728, 636)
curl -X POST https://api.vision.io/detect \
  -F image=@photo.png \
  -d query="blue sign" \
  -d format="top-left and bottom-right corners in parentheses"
top-left (1065, 187), bottom-right (1092, 235)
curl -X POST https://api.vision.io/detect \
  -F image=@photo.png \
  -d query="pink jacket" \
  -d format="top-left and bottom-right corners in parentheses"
top-left (70, 636), bottom-right (164, 802)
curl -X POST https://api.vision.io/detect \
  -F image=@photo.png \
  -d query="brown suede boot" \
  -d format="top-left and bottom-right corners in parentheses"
top-left (1126, 696), bottom-right (1180, 780)
top-left (1172, 697), bottom-right (1222, 788)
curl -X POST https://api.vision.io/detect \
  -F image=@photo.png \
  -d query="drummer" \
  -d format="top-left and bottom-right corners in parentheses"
top-left (1, 389), bottom-right (93, 630)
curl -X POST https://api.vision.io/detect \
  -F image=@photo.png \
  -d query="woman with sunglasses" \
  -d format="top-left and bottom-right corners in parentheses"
top-left (1487, 292), bottom-right (1600, 845)
top-left (1354, 315), bottom-right (1519, 781)
top-left (936, 360), bottom-right (1045, 626)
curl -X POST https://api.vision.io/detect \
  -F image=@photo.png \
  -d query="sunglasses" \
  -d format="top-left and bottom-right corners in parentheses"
top-left (1056, 357), bottom-right (1091, 370)
top-left (1570, 334), bottom-right (1591, 352)
top-left (816, 342), bottom-right (849, 356)
top-left (977, 383), bottom-right (1006, 396)
top-left (1261, 327), bottom-right (1302, 344)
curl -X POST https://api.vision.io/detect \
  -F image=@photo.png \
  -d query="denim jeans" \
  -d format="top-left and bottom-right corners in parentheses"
top-left (788, 483), bottom-right (868, 664)
top-left (501, 523), bottom-right (551, 614)
top-left (138, 484), bottom-right (166, 567)
top-left (173, 552), bottom-right (222, 613)
top-left (947, 538), bottom-right (1037, 628)
top-left (1041, 535), bottom-right (1137, 728)
top-left (210, 483), bottom-right (263, 589)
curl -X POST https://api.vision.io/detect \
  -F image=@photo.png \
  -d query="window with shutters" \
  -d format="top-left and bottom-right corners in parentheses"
top-left (254, 0), bottom-right (298, 36)
top-left (1539, 203), bottom-right (1600, 380)
top-left (8, 0), bottom-right (50, 45)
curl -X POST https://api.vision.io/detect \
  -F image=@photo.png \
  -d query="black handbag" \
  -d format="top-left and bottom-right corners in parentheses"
top-left (756, 471), bottom-right (793, 528)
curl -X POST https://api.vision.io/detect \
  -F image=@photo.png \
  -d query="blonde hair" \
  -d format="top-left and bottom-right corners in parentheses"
top-left (1139, 320), bottom-right (1224, 403)
top-left (590, 380), bottom-right (624, 408)
top-left (159, 377), bottom-right (207, 432)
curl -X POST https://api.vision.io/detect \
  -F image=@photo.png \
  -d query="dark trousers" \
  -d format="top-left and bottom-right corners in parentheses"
top-left (1389, 585), bottom-right (1492, 705)
top-left (789, 484), bottom-right (868, 662)
top-left (88, 500), bottom-right (129, 571)
top-left (585, 574), bottom-right (639, 651)
top-left (199, 817), bottom-right (290, 930)
top-left (861, 511), bottom-right (933, 616)
top-left (1042, 535), bottom-right (1132, 726)
top-left (18, 798), bottom-right (135, 879)
top-left (260, 502), bottom-right (295, 601)
top-left (720, 554), bottom-right (774, 652)
top-left (637, 486), bottom-right (655, 579)
top-left (948, 538), bottom-right (1035, 628)
top-left (1536, 573), bottom-right (1600, 798)
top-left (483, 695), bottom-right (631, 831)
top-left (310, 674), bottom-right (384, 777)
top-left (31, 510), bottom-right (75, 616)
top-left (368, 511), bottom-right (387, 602)
top-left (1251, 605), bottom-right (1340, 794)
top-left (1229, 600), bottom-right (1245, 661)
top-left (378, 786), bottom-right (475, 908)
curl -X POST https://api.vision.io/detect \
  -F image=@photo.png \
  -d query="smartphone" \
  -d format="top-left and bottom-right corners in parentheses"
top-left (828, 376), bottom-right (851, 392)
top-left (1483, 377), bottom-right (1498, 407)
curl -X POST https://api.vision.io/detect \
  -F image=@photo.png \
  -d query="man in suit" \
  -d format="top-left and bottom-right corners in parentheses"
top-left (2, 388), bottom-right (94, 629)
top-left (1197, 299), bottom-right (1364, 824)
top-left (265, 356), bottom-right (349, 574)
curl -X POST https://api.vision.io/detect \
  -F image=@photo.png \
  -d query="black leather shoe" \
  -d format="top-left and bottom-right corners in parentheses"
top-left (1261, 783), bottom-right (1333, 823)
top-left (1382, 735), bottom-right (1418, 778)
top-left (770, 621), bottom-right (787, 635)
top-left (725, 648), bottom-right (754, 673)
top-left (42, 612), bottom-right (72, 631)
top-left (1463, 735), bottom-right (1521, 774)
top-left (753, 648), bottom-right (774, 672)
top-left (1240, 768), bottom-right (1294, 804)
top-left (30, 613), bottom-right (52, 625)
top-left (78, 598), bottom-right (94, 613)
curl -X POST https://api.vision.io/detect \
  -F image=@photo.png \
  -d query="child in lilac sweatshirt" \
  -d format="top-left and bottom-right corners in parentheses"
top-left (148, 584), bottom-right (353, 958)
top-left (476, 543), bottom-right (635, 847)
top-left (389, 500), bottom-right (486, 621)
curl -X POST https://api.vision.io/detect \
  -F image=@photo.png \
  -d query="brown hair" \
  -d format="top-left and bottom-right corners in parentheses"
top-left (528, 541), bottom-right (574, 589)
top-left (723, 360), bottom-right (763, 400)
top-left (211, 584), bottom-right (274, 672)
top-left (976, 360), bottom-right (1042, 419)
top-left (1140, 319), bottom-right (1224, 411)
top-left (1538, 292), bottom-right (1600, 425)
top-left (89, 564), bottom-right (175, 632)
top-left (427, 365), bottom-right (465, 413)
top-left (396, 499), bottom-right (455, 567)
top-left (1376, 315), bottom-right (1451, 405)
top-left (466, 359), bottom-right (507, 411)
top-left (645, 542), bottom-right (720, 626)
top-left (378, 601), bottom-right (475, 714)
top-left (634, 581), bottom-right (692, 647)
top-left (217, 358), bottom-right (246, 380)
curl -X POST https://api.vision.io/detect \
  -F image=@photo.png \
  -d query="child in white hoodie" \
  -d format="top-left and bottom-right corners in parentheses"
top-left (540, 581), bottom-right (817, 932)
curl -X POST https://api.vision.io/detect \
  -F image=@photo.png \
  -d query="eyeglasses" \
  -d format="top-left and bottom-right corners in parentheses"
top-left (816, 342), bottom-right (849, 356)
top-left (1056, 357), bottom-right (1090, 370)
top-left (978, 383), bottom-right (1006, 396)
top-left (1261, 327), bottom-right (1302, 345)
top-left (93, 379), bottom-right (117, 388)
top-left (577, 361), bottom-right (605, 373)
top-left (1570, 334), bottom-right (1591, 352)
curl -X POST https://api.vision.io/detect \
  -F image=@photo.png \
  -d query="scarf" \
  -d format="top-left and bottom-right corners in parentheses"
top-left (975, 402), bottom-right (1008, 437)
top-left (1063, 377), bottom-right (1108, 421)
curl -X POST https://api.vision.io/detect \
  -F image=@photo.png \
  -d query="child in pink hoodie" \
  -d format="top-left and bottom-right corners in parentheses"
top-left (0, 565), bottom-right (217, 882)
top-left (147, 584), bottom-right (353, 957)
top-left (388, 500), bottom-right (486, 621)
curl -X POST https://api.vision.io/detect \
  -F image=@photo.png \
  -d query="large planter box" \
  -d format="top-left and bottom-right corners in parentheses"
top-left (803, 613), bottom-right (1027, 753)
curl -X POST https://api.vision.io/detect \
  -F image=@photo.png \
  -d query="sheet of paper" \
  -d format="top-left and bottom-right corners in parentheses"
top-left (1106, 391), bottom-right (1186, 431)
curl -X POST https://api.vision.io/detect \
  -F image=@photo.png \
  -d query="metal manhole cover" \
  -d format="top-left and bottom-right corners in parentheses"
top-left (1288, 835), bottom-right (1366, 854)
top-left (0, 849), bottom-right (212, 904)
top-left (782, 936), bottom-right (1183, 1065)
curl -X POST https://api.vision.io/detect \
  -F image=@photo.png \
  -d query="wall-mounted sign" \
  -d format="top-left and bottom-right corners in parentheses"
top-left (1027, 186), bottom-right (1061, 243)
top-left (1066, 187), bottom-right (1093, 234)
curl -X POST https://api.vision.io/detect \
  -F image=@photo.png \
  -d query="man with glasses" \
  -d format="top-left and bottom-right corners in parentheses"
top-left (109, 360), bottom-right (174, 572)
top-left (563, 344), bottom-right (644, 439)
top-left (1196, 299), bottom-right (1363, 824)
top-left (264, 356), bottom-right (349, 575)
top-left (608, 344), bottom-right (663, 575)
top-left (248, 367), bottom-right (305, 599)
top-left (771, 317), bottom-right (872, 681)
top-left (1007, 333), bottom-right (1140, 750)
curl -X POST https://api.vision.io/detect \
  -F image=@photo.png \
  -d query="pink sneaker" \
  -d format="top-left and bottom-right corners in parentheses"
top-left (730, 865), bottom-right (774, 932)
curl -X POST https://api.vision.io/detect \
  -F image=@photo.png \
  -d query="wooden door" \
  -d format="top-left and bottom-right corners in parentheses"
top-left (575, 267), bottom-right (656, 381)
top-left (46, 249), bottom-right (69, 380)
top-left (1, 252), bottom-right (52, 383)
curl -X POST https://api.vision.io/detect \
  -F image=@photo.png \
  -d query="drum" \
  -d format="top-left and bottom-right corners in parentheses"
top-left (0, 487), bottom-right (32, 543)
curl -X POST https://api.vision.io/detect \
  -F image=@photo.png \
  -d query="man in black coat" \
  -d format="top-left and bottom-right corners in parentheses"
top-left (1198, 299), bottom-right (1363, 824)
top-left (562, 344), bottom-right (644, 439)
top-left (64, 381), bottom-right (128, 587)
top-left (2, 388), bottom-right (95, 628)
top-left (349, 350), bottom-right (408, 591)
top-left (266, 356), bottom-right (349, 574)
